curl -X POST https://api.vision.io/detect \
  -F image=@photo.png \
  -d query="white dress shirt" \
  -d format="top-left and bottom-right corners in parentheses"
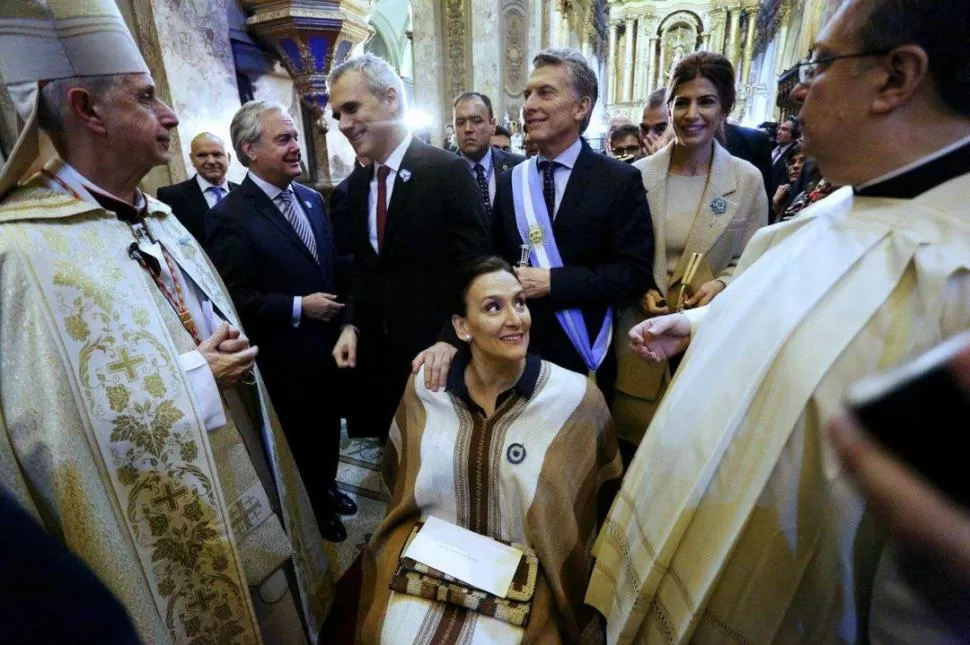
top-left (247, 171), bottom-right (310, 327)
top-left (368, 131), bottom-right (414, 252)
top-left (196, 174), bottom-right (230, 209)
top-left (535, 136), bottom-right (583, 218)
top-left (58, 162), bottom-right (227, 431)
top-left (462, 147), bottom-right (496, 204)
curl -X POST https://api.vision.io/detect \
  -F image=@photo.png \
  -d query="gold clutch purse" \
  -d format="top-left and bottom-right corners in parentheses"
top-left (667, 252), bottom-right (714, 312)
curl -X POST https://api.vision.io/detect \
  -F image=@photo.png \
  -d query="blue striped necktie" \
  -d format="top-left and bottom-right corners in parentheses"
top-left (276, 189), bottom-right (318, 262)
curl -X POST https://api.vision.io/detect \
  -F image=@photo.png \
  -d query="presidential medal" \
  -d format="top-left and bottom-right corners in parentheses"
top-left (528, 224), bottom-right (544, 245)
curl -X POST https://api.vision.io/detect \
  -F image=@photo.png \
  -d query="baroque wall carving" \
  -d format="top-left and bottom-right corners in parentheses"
top-left (441, 0), bottom-right (473, 109)
top-left (503, 0), bottom-right (528, 100)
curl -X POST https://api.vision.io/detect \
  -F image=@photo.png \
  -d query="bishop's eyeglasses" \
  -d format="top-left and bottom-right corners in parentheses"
top-left (793, 49), bottom-right (894, 84)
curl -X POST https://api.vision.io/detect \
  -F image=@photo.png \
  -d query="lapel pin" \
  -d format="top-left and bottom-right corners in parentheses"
top-left (400, 169), bottom-right (412, 183)
top-left (710, 197), bottom-right (727, 215)
top-left (304, 200), bottom-right (312, 209)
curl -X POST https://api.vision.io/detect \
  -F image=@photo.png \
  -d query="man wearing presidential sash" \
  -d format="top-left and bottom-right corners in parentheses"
top-left (586, 0), bottom-right (970, 642)
top-left (491, 48), bottom-right (654, 397)
top-left (0, 2), bottom-right (332, 643)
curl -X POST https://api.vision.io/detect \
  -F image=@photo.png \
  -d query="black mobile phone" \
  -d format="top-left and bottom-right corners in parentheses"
top-left (845, 330), bottom-right (970, 508)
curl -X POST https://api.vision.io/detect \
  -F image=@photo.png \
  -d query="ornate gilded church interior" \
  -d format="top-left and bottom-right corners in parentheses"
top-left (0, 0), bottom-right (837, 196)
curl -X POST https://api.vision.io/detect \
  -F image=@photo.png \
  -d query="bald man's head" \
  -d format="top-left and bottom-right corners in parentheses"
top-left (190, 132), bottom-right (230, 184)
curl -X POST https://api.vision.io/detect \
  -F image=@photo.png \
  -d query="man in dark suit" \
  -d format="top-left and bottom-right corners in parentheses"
top-left (492, 48), bottom-right (653, 397)
top-left (328, 53), bottom-right (491, 436)
top-left (768, 116), bottom-right (801, 195)
top-left (205, 100), bottom-right (354, 542)
top-left (724, 122), bottom-right (773, 207)
top-left (156, 132), bottom-right (238, 243)
top-left (453, 91), bottom-right (526, 219)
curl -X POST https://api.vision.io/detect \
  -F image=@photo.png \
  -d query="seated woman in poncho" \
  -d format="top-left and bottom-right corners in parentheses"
top-left (357, 256), bottom-right (622, 644)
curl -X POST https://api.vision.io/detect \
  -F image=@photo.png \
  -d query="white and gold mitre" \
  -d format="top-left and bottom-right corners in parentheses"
top-left (0, 0), bottom-right (149, 197)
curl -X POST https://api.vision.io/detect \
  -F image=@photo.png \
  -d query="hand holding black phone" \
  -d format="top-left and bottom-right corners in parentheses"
top-left (845, 330), bottom-right (970, 508)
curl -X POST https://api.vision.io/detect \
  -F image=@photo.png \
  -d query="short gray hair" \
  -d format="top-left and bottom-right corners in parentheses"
top-left (532, 48), bottom-right (598, 133)
top-left (230, 100), bottom-right (289, 167)
top-left (644, 87), bottom-right (667, 112)
top-left (38, 74), bottom-right (124, 135)
top-left (328, 52), bottom-right (407, 117)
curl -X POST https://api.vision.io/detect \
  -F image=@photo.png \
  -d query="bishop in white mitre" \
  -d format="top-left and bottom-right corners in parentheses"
top-left (0, 2), bottom-right (332, 643)
top-left (585, 0), bottom-right (970, 642)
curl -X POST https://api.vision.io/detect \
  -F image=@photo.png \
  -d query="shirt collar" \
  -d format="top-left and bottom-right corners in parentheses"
top-left (446, 350), bottom-right (542, 414)
top-left (378, 131), bottom-right (414, 175)
top-left (56, 161), bottom-right (147, 214)
top-left (855, 134), bottom-right (970, 199)
top-left (537, 136), bottom-right (582, 170)
top-left (247, 171), bottom-right (290, 201)
top-left (196, 173), bottom-right (229, 193)
top-left (463, 148), bottom-right (493, 174)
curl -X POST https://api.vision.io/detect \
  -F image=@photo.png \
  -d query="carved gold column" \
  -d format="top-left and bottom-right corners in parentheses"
top-left (741, 7), bottom-right (757, 83)
top-left (607, 21), bottom-right (618, 104)
top-left (774, 4), bottom-right (793, 77)
top-left (622, 18), bottom-right (635, 102)
top-left (727, 5), bottom-right (742, 68)
top-left (241, 0), bottom-right (370, 189)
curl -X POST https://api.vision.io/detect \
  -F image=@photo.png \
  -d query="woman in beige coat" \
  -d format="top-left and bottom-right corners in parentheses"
top-left (613, 52), bottom-right (768, 454)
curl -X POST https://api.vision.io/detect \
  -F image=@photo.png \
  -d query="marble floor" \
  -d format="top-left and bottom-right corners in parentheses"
top-left (322, 424), bottom-right (388, 579)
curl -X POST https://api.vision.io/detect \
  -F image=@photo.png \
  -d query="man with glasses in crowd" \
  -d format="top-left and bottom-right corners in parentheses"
top-left (587, 0), bottom-right (970, 642)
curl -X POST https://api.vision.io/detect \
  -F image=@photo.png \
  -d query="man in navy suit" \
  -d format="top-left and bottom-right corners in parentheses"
top-left (491, 48), bottom-right (653, 398)
top-left (156, 132), bottom-right (239, 243)
top-left (452, 91), bottom-right (526, 219)
top-left (206, 100), bottom-right (354, 542)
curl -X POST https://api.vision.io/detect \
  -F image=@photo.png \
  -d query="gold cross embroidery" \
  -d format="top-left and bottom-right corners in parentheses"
top-left (108, 348), bottom-right (146, 381)
top-left (231, 495), bottom-right (264, 533)
top-left (151, 482), bottom-right (189, 511)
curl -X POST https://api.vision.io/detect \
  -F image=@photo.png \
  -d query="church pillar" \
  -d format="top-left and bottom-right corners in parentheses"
top-left (646, 35), bottom-right (658, 94)
top-left (728, 5), bottom-right (742, 69)
top-left (622, 18), bottom-right (635, 102)
top-left (633, 18), bottom-right (649, 101)
top-left (701, 31), bottom-right (711, 49)
top-left (607, 21), bottom-right (618, 105)
top-left (240, 0), bottom-right (370, 189)
top-left (741, 7), bottom-right (758, 83)
top-left (550, 0), bottom-right (562, 46)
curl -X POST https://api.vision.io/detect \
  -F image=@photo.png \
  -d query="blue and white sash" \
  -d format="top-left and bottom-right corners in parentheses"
top-left (511, 157), bottom-right (612, 372)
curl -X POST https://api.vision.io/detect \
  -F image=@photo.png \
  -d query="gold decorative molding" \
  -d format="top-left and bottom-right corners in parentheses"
top-left (440, 0), bottom-right (472, 107)
top-left (503, 0), bottom-right (528, 99)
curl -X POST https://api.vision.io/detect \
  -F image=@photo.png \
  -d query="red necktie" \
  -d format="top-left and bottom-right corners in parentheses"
top-left (376, 165), bottom-right (390, 251)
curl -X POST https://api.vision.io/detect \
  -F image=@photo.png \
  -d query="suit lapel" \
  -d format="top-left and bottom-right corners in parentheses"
top-left (671, 141), bottom-right (740, 285)
top-left (553, 143), bottom-right (594, 231)
top-left (187, 176), bottom-right (210, 216)
top-left (242, 176), bottom-right (319, 267)
top-left (638, 144), bottom-right (672, 291)
top-left (492, 149), bottom-right (513, 175)
top-left (383, 138), bottom-right (421, 253)
top-left (293, 183), bottom-right (335, 281)
top-left (349, 163), bottom-right (378, 262)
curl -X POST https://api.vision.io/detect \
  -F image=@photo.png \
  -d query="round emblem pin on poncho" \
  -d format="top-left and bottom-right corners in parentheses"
top-left (710, 197), bottom-right (727, 215)
top-left (507, 443), bottom-right (526, 464)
